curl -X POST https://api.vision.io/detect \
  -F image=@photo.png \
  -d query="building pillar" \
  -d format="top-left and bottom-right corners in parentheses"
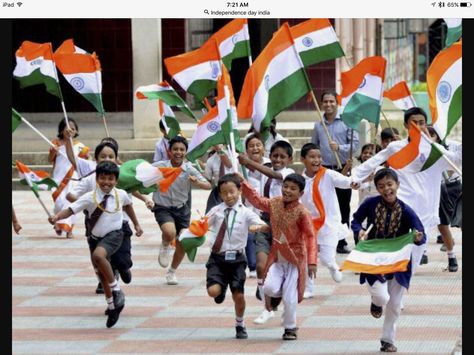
top-left (131, 19), bottom-right (162, 138)
top-left (353, 19), bottom-right (365, 65)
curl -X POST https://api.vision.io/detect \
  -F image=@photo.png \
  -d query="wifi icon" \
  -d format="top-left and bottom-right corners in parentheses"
top-left (16, 2), bottom-right (23, 6)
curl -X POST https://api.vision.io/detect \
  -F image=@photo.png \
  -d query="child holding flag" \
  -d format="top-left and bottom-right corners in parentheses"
top-left (205, 173), bottom-right (269, 339)
top-left (350, 168), bottom-right (425, 353)
top-left (153, 119), bottom-right (171, 163)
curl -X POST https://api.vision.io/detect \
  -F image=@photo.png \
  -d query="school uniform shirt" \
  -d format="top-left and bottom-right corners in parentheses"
top-left (244, 156), bottom-right (271, 214)
top-left (69, 187), bottom-right (132, 238)
top-left (300, 169), bottom-right (351, 247)
top-left (153, 137), bottom-right (170, 163)
top-left (76, 157), bottom-right (97, 178)
top-left (358, 165), bottom-right (383, 205)
top-left (204, 150), bottom-right (235, 186)
top-left (444, 140), bottom-right (462, 182)
top-left (152, 160), bottom-right (208, 208)
top-left (261, 167), bottom-right (295, 199)
top-left (351, 138), bottom-right (462, 231)
top-left (206, 200), bottom-right (265, 252)
top-left (70, 173), bottom-right (131, 222)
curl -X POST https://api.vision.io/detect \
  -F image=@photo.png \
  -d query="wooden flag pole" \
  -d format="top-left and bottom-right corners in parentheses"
top-left (23, 178), bottom-right (52, 218)
top-left (101, 114), bottom-right (110, 137)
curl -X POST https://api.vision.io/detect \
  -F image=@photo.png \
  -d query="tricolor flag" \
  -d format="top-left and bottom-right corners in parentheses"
top-left (340, 56), bottom-right (386, 129)
top-left (117, 159), bottom-right (182, 194)
top-left (178, 217), bottom-right (209, 262)
top-left (444, 18), bottom-right (462, 48)
top-left (16, 160), bottom-right (58, 197)
top-left (340, 231), bottom-right (416, 274)
top-left (387, 123), bottom-right (442, 173)
top-left (13, 41), bottom-right (61, 98)
top-left (237, 23), bottom-right (311, 140)
top-left (427, 40), bottom-right (462, 142)
top-left (211, 19), bottom-right (251, 71)
top-left (12, 108), bottom-right (22, 133)
top-left (164, 39), bottom-right (221, 101)
top-left (383, 81), bottom-right (417, 111)
top-left (136, 81), bottom-right (196, 120)
top-left (159, 101), bottom-right (181, 139)
top-left (289, 19), bottom-right (345, 67)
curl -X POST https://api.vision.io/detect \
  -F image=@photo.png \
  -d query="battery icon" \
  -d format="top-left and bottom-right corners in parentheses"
top-left (460, 2), bottom-right (471, 6)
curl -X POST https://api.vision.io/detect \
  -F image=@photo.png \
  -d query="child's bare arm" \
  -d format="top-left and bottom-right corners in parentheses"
top-left (238, 154), bottom-right (282, 180)
top-left (48, 208), bottom-right (74, 225)
top-left (131, 191), bottom-right (154, 210)
top-left (123, 204), bottom-right (143, 236)
top-left (249, 224), bottom-right (270, 233)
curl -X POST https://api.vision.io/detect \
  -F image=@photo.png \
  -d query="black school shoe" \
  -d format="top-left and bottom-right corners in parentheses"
top-left (419, 254), bottom-right (428, 265)
top-left (448, 257), bottom-right (458, 272)
top-left (256, 287), bottom-right (262, 301)
top-left (436, 235), bottom-right (443, 244)
top-left (95, 282), bottom-right (104, 294)
top-left (119, 269), bottom-right (132, 284)
top-left (336, 245), bottom-right (351, 254)
top-left (270, 297), bottom-right (282, 311)
top-left (235, 325), bottom-right (248, 339)
top-left (106, 290), bottom-right (125, 328)
top-left (380, 340), bottom-right (397, 352)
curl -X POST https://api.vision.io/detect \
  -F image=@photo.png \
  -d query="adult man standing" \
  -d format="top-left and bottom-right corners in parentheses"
top-left (311, 91), bottom-right (359, 254)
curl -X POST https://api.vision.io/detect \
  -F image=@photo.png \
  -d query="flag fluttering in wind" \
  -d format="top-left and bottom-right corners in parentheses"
top-left (12, 108), bottom-right (23, 133)
top-left (237, 23), bottom-right (311, 140)
top-left (117, 159), bottom-right (182, 194)
top-left (384, 81), bottom-right (417, 111)
top-left (387, 123), bottom-right (443, 173)
top-left (444, 18), bottom-right (462, 48)
top-left (136, 81), bottom-right (196, 120)
top-left (13, 41), bottom-right (61, 98)
top-left (289, 18), bottom-right (344, 67)
top-left (427, 39), bottom-right (462, 142)
top-left (210, 19), bottom-right (251, 71)
top-left (340, 56), bottom-right (386, 129)
top-left (159, 101), bottom-right (181, 139)
top-left (164, 39), bottom-right (221, 102)
top-left (340, 231), bottom-right (416, 274)
top-left (179, 217), bottom-right (209, 262)
top-left (53, 39), bottom-right (104, 114)
top-left (16, 160), bottom-right (58, 196)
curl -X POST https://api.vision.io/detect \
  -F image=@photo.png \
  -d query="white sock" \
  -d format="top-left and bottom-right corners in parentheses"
top-left (235, 316), bottom-right (245, 327)
top-left (168, 267), bottom-right (177, 273)
top-left (106, 296), bottom-right (114, 310)
top-left (447, 250), bottom-right (456, 258)
top-left (109, 280), bottom-right (120, 291)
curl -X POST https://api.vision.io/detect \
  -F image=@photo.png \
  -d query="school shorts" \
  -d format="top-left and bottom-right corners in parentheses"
top-left (254, 230), bottom-right (272, 254)
top-left (439, 180), bottom-right (462, 226)
top-left (88, 229), bottom-right (123, 258)
top-left (206, 252), bottom-right (247, 294)
top-left (110, 221), bottom-right (133, 271)
top-left (153, 204), bottom-right (191, 235)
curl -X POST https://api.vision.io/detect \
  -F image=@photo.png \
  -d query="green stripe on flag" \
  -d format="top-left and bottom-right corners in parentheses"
top-left (15, 69), bottom-right (61, 98)
top-left (300, 42), bottom-right (345, 67)
top-left (446, 25), bottom-right (462, 48)
top-left (163, 115), bottom-right (181, 139)
top-left (186, 131), bottom-right (227, 162)
top-left (187, 79), bottom-right (217, 102)
top-left (341, 93), bottom-right (381, 130)
top-left (222, 40), bottom-right (250, 71)
top-left (82, 93), bottom-right (105, 115)
top-left (445, 85), bottom-right (462, 140)
top-left (355, 231), bottom-right (416, 253)
top-left (421, 143), bottom-right (443, 171)
top-left (12, 108), bottom-right (22, 133)
top-left (149, 90), bottom-right (195, 119)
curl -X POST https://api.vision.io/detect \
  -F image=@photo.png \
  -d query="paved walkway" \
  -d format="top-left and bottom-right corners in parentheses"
top-left (12, 190), bottom-right (462, 355)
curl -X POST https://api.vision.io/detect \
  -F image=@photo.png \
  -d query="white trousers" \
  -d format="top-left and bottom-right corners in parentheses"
top-left (367, 279), bottom-right (405, 345)
top-left (411, 243), bottom-right (426, 275)
top-left (263, 261), bottom-right (299, 329)
top-left (319, 244), bottom-right (339, 271)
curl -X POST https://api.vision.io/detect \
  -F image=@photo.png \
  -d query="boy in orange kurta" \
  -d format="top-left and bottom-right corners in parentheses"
top-left (240, 173), bottom-right (317, 340)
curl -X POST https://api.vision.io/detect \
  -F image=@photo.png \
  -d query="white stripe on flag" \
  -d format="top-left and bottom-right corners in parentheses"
top-left (219, 24), bottom-right (249, 58)
top-left (347, 244), bottom-right (413, 266)
top-left (63, 72), bottom-right (101, 94)
top-left (13, 57), bottom-right (56, 79)
top-left (294, 27), bottom-right (338, 53)
top-left (173, 60), bottom-right (221, 90)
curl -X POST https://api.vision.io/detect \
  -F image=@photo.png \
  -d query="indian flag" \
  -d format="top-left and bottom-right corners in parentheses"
top-left (117, 159), bottom-right (182, 194)
top-left (341, 231), bottom-right (416, 274)
top-left (136, 81), bottom-right (196, 119)
top-left (427, 40), bottom-right (462, 142)
top-left (387, 123), bottom-right (442, 173)
top-left (12, 108), bottom-right (22, 133)
top-left (237, 23), bottom-right (311, 140)
top-left (444, 18), bottom-right (462, 48)
top-left (289, 19), bottom-right (344, 67)
top-left (384, 81), bottom-right (416, 111)
top-left (164, 39), bottom-right (221, 102)
top-left (16, 160), bottom-right (58, 197)
top-left (54, 39), bottom-right (104, 114)
top-left (179, 217), bottom-right (209, 262)
top-left (13, 41), bottom-right (61, 98)
top-left (340, 56), bottom-right (386, 130)
top-left (211, 19), bottom-right (251, 71)
top-left (159, 100), bottom-right (181, 139)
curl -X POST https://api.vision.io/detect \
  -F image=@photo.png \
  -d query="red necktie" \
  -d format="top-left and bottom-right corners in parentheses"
top-left (85, 194), bottom-right (110, 237)
top-left (212, 208), bottom-right (231, 253)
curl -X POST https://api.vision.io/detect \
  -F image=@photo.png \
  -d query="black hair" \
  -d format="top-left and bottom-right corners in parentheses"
top-left (270, 140), bottom-right (293, 158)
top-left (217, 173), bottom-right (241, 192)
top-left (374, 168), bottom-right (399, 185)
top-left (404, 107), bottom-right (427, 124)
top-left (94, 142), bottom-right (118, 161)
top-left (247, 124), bottom-right (256, 134)
top-left (169, 136), bottom-right (188, 150)
top-left (57, 117), bottom-right (79, 139)
top-left (245, 133), bottom-right (264, 149)
top-left (380, 127), bottom-right (400, 141)
top-left (320, 90), bottom-right (338, 102)
top-left (95, 160), bottom-right (120, 180)
top-left (357, 143), bottom-right (381, 163)
top-left (427, 126), bottom-right (441, 142)
top-left (100, 137), bottom-right (119, 151)
top-left (301, 143), bottom-right (320, 159)
top-left (283, 173), bottom-right (305, 192)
